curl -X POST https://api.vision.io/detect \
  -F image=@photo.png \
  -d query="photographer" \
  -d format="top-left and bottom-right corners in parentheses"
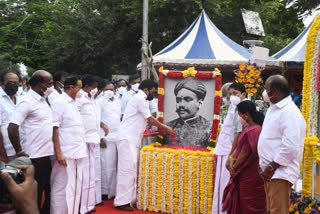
top-left (0, 165), bottom-right (39, 214)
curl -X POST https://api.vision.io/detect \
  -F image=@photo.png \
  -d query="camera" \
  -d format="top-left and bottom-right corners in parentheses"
top-left (0, 156), bottom-right (31, 203)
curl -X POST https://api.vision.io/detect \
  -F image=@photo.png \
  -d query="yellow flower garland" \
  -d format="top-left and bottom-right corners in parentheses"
top-left (301, 14), bottom-right (320, 197)
top-left (137, 144), bottom-right (214, 213)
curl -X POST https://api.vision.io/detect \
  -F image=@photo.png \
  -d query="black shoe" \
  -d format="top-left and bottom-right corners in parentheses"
top-left (96, 202), bottom-right (104, 206)
top-left (102, 194), bottom-right (108, 200)
top-left (115, 204), bottom-right (134, 211)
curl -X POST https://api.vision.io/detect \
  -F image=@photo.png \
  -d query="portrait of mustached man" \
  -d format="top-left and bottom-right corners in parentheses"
top-left (164, 78), bottom-right (212, 148)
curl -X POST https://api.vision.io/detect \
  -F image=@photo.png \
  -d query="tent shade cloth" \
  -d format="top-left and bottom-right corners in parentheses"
top-left (137, 10), bottom-right (280, 69)
top-left (272, 18), bottom-right (315, 62)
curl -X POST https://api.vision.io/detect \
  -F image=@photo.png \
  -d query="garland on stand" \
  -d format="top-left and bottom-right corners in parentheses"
top-left (137, 144), bottom-right (215, 214)
top-left (157, 66), bottom-right (222, 148)
top-left (301, 14), bottom-right (320, 197)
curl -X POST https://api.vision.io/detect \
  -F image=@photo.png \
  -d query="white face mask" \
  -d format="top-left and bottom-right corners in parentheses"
top-left (90, 88), bottom-right (98, 97)
top-left (117, 86), bottom-right (127, 95)
top-left (230, 95), bottom-right (241, 106)
top-left (131, 83), bottom-right (139, 93)
top-left (105, 90), bottom-right (115, 99)
top-left (237, 115), bottom-right (247, 125)
top-left (262, 90), bottom-right (271, 103)
top-left (43, 86), bottom-right (54, 97)
top-left (18, 86), bottom-right (23, 93)
top-left (76, 89), bottom-right (84, 99)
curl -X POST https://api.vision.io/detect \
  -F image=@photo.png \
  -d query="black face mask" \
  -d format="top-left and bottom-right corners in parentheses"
top-left (146, 92), bottom-right (154, 101)
top-left (4, 82), bottom-right (18, 96)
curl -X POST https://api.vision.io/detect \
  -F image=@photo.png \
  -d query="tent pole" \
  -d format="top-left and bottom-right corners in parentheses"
top-left (141, 0), bottom-right (149, 80)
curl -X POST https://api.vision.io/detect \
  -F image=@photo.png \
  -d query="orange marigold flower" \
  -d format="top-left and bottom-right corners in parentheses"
top-left (239, 63), bottom-right (246, 70)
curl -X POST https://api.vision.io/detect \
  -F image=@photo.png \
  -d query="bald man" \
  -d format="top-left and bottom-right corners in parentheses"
top-left (8, 70), bottom-right (54, 214)
top-left (258, 75), bottom-right (306, 214)
top-left (163, 78), bottom-right (212, 148)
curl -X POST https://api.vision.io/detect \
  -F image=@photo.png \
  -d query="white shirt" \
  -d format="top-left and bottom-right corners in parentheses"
top-left (99, 97), bottom-right (121, 142)
top-left (258, 96), bottom-right (306, 184)
top-left (76, 91), bottom-right (100, 144)
top-left (118, 90), bottom-right (152, 144)
top-left (121, 89), bottom-right (157, 114)
top-left (214, 104), bottom-right (242, 155)
top-left (48, 88), bottom-right (61, 105)
top-left (10, 89), bottom-right (54, 158)
top-left (0, 88), bottom-right (26, 156)
top-left (51, 92), bottom-right (87, 159)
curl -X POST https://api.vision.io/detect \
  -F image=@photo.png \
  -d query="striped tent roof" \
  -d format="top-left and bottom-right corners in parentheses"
top-left (272, 18), bottom-right (314, 62)
top-left (152, 10), bottom-right (251, 66)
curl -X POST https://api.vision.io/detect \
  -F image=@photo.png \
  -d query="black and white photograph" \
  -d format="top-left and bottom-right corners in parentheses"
top-left (163, 76), bottom-right (215, 148)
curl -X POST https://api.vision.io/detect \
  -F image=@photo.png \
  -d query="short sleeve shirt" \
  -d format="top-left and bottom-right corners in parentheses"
top-left (10, 89), bottom-right (54, 158)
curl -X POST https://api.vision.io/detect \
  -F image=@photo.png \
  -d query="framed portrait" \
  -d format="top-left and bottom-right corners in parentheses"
top-left (157, 67), bottom-right (222, 148)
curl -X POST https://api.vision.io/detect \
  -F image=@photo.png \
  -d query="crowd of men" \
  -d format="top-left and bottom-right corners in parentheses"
top-left (0, 70), bottom-right (175, 214)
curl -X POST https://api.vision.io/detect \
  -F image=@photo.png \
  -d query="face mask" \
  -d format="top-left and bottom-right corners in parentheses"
top-left (117, 87), bottom-right (127, 95)
top-left (43, 86), bottom-right (54, 97)
top-left (131, 83), bottom-right (139, 93)
top-left (76, 89), bottom-right (84, 99)
top-left (230, 95), bottom-right (241, 106)
top-left (18, 86), bottom-right (23, 93)
top-left (238, 115), bottom-right (247, 125)
top-left (90, 88), bottom-right (98, 97)
top-left (105, 90), bottom-right (115, 99)
top-left (146, 90), bottom-right (154, 101)
top-left (4, 82), bottom-right (18, 96)
top-left (262, 90), bottom-right (271, 103)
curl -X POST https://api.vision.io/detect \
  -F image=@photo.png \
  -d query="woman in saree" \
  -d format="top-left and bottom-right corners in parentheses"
top-left (222, 100), bottom-right (266, 214)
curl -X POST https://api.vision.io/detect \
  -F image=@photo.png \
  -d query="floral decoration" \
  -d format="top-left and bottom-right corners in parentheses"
top-left (157, 66), bottom-right (222, 148)
top-left (137, 143), bottom-right (215, 214)
top-left (301, 14), bottom-right (320, 197)
top-left (290, 190), bottom-right (320, 214)
top-left (234, 63), bottom-right (263, 97)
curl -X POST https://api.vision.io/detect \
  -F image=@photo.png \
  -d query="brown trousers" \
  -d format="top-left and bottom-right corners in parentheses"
top-left (264, 179), bottom-right (292, 214)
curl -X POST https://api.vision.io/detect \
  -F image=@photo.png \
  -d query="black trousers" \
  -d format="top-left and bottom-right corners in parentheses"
top-left (31, 156), bottom-right (52, 214)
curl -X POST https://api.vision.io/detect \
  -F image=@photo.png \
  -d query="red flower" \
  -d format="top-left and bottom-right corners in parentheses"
top-left (215, 75), bottom-right (222, 90)
top-left (159, 73), bottom-right (165, 88)
top-left (166, 72), bottom-right (183, 79)
top-left (211, 119), bottom-right (219, 140)
top-left (214, 96), bottom-right (221, 114)
top-left (195, 72), bottom-right (213, 80)
top-left (158, 94), bottom-right (164, 112)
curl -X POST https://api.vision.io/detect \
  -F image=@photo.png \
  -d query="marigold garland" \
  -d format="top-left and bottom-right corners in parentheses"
top-left (301, 14), bottom-right (320, 197)
top-left (137, 144), bottom-right (215, 214)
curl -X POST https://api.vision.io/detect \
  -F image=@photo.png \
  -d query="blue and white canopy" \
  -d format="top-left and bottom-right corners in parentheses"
top-left (152, 10), bottom-right (252, 66)
top-left (272, 19), bottom-right (313, 62)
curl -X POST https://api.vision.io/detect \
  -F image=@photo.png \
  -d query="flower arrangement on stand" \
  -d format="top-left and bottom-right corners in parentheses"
top-left (234, 63), bottom-right (263, 98)
top-left (136, 143), bottom-right (216, 214)
top-left (290, 190), bottom-right (320, 214)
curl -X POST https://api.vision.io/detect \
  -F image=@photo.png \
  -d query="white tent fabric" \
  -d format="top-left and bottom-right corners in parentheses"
top-left (272, 18), bottom-right (314, 62)
top-left (138, 10), bottom-right (279, 67)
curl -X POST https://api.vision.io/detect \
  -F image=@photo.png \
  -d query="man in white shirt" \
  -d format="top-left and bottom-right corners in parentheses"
top-left (8, 70), bottom-right (54, 214)
top-left (114, 80), bottom-right (176, 211)
top-left (99, 81), bottom-right (121, 200)
top-left (121, 74), bottom-right (140, 116)
top-left (76, 75), bottom-right (100, 214)
top-left (50, 75), bottom-right (87, 214)
top-left (48, 71), bottom-right (68, 105)
top-left (0, 71), bottom-right (23, 163)
top-left (212, 83), bottom-right (245, 214)
top-left (258, 75), bottom-right (306, 214)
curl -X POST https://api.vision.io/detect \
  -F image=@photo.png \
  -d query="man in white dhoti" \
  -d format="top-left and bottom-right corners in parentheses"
top-left (50, 76), bottom-right (87, 214)
top-left (93, 79), bottom-right (108, 206)
top-left (76, 75), bottom-right (100, 214)
top-left (212, 83), bottom-right (246, 214)
top-left (98, 81), bottom-right (121, 200)
top-left (114, 80), bottom-right (176, 211)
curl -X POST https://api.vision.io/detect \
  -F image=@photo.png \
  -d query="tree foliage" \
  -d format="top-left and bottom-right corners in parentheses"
top-left (0, 0), bottom-right (305, 76)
